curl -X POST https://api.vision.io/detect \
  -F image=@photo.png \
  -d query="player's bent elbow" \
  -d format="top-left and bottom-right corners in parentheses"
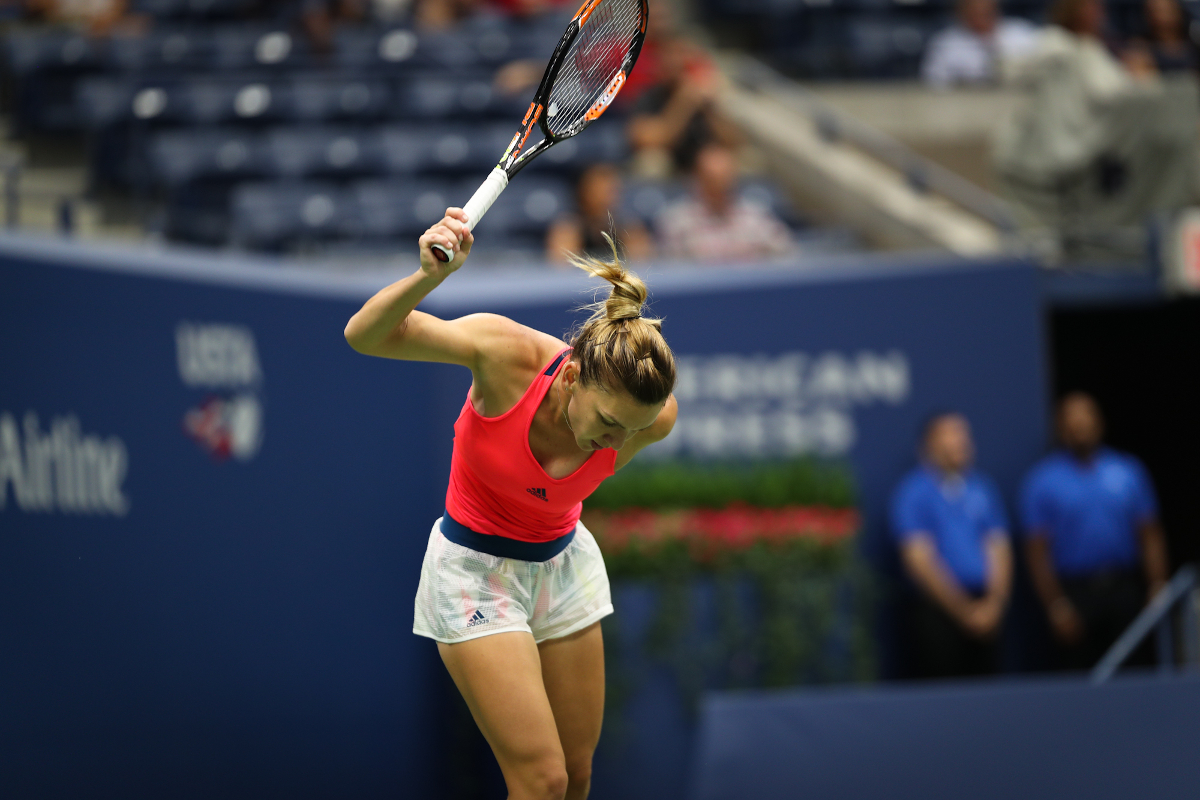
top-left (343, 323), bottom-right (371, 354)
top-left (344, 316), bottom-right (410, 357)
top-left (343, 325), bottom-right (388, 357)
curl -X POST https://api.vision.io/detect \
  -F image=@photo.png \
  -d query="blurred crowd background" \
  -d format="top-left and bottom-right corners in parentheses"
top-left (3, 0), bottom-right (1200, 266)
top-left (0, 0), bottom-right (817, 260)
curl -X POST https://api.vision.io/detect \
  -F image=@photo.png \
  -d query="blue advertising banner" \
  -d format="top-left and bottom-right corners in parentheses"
top-left (0, 239), bottom-right (450, 798)
top-left (1, 236), bottom-right (1047, 798)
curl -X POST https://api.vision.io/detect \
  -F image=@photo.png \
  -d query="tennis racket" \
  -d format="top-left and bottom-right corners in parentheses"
top-left (431, 0), bottom-right (649, 262)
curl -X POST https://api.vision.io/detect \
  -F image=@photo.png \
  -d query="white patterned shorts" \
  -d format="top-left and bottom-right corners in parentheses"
top-left (413, 517), bottom-right (614, 645)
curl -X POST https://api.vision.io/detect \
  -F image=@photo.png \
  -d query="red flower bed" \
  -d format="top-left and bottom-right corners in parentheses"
top-left (584, 504), bottom-right (859, 562)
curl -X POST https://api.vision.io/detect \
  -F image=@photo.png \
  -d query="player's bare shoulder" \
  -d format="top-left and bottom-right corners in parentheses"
top-left (465, 315), bottom-right (563, 411)
top-left (640, 395), bottom-right (678, 448)
top-left (461, 314), bottom-right (556, 373)
top-left (615, 395), bottom-right (678, 470)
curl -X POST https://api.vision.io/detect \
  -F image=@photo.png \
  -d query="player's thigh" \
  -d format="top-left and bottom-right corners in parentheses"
top-left (538, 621), bottom-right (605, 776)
top-left (439, 632), bottom-right (565, 778)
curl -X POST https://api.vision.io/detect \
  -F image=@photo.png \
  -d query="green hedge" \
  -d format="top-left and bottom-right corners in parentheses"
top-left (588, 458), bottom-right (875, 720)
top-left (585, 457), bottom-right (857, 510)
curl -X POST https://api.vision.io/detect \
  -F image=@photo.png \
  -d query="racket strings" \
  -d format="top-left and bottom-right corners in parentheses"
top-left (547, 0), bottom-right (642, 135)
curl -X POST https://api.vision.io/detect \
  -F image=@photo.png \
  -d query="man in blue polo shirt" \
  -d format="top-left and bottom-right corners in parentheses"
top-left (1021, 392), bottom-right (1169, 671)
top-left (891, 412), bottom-right (1013, 678)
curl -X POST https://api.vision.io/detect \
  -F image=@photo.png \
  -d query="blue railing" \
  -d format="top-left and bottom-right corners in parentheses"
top-left (1092, 564), bottom-right (1200, 684)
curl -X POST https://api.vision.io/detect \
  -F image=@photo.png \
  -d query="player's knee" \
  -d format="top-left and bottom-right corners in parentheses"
top-left (520, 756), bottom-right (569, 800)
top-left (565, 754), bottom-right (593, 792)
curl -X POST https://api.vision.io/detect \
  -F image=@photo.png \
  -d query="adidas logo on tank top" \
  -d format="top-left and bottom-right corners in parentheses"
top-left (466, 609), bottom-right (487, 628)
top-left (526, 487), bottom-right (548, 502)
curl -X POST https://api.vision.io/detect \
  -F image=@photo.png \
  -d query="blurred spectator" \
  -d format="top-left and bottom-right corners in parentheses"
top-left (23, 0), bottom-right (147, 35)
top-left (1020, 393), bottom-right (1169, 671)
top-left (545, 163), bottom-right (653, 264)
top-left (921, 0), bottom-right (1040, 88)
top-left (626, 33), bottom-right (741, 178)
top-left (993, 0), bottom-right (1198, 241)
top-left (656, 142), bottom-right (793, 263)
top-left (300, 0), bottom-right (369, 56)
top-left (486, 0), bottom-right (568, 14)
top-left (1127, 0), bottom-right (1197, 74)
top-left (415, 0), bottom-right (479, 30)
top-left (890, 413), bottom-right (1013, 679)
top-left (997, 0), bottom-right (1158, 181)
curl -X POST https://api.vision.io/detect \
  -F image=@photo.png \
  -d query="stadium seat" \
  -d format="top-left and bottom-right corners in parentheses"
top-left (767, 11), bottom-right (854, 79)
top-left (330, 18), bottom-right (564, 75)
top-left (80, 77), bottom-right (394, 128)
top-left (131, 0), bottom-right (257, 20)
top-left (2, 30), bottom-right (103, 75)
top-left (333, 27), bottom-right (421, 72)
top-left (468, 25), bottom-right (524, 66)
top-left (334, 24), bottom-right (494, 74)
top-left (149, 129), bottom-right (267, 186)
top-left (176, 79), bottom-right (288, 124)
top-left (509, 7), bottom-right (576, 45)
top-left (265, 127), bottom-right (383, 178)
top-left (376, 125), bottom-right (431, 174)
top-left (77, 78), bottom-right (137, 129)
top-left (397, 74), bottom-right (516, 120)
top-left (230, 181), bottom-right (352, 249)
top-left (412, 29), bottom-right (483, 70)
top-left (702, 0), bottom-right (808, 18)
top-left (846, 15), bottom-right (936, 78)
top-left (104, 29), bottom-right (216, 73)
top-left (288, 78), bottom-right (391, 122)
top-left (351, 178), bottom-right (454, 239)
top-left (212, 27), bottom-right (311, 72)
top-left (377, 124), bottom-right (500, 176)
top-left (131, 0), bottom-right (189, 17)
top-left (436, 123), bottom-right (505, 172)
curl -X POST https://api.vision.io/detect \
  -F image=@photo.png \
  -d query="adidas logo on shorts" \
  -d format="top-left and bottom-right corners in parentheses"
top-left (466, 609), bottom-right (487, 628)
top-left (526, 487), bottom-right (548, 502)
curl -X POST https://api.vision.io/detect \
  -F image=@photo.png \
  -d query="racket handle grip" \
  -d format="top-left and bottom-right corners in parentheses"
top-left (431, 167), bottom-right (510, 263)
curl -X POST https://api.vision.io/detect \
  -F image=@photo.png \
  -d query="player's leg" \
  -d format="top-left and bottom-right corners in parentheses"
top-left (439, 632), bottom-right (568, 800)
top-left (538, 622), bottom-right (605, 800)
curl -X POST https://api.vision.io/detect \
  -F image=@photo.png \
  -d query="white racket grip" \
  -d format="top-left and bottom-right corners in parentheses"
top-left (431, 167), bottom-right (509, 262)
top-left (463, 167), bottom-right (509, 229)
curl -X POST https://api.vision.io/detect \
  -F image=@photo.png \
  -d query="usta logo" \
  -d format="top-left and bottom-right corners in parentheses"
top-left (177, 322), bottom-right (264, 462)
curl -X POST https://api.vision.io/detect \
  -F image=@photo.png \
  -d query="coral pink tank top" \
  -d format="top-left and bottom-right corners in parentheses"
top-left (444, 348), bottom-right (618, 543)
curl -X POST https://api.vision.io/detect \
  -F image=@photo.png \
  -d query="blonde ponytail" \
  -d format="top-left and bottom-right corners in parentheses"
top-left (567, 235), bottom-right (675, 406)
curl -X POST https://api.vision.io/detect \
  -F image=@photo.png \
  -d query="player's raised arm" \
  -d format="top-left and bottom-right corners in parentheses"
top-left (343, 208), bottom-right (488, 365)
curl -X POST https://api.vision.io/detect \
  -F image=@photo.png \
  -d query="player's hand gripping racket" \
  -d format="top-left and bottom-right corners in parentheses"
top-left (431, 0), bottom-right (649, 262)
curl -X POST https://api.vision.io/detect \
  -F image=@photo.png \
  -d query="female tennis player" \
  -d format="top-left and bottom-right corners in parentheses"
top-left (344, 208), bottom-right (677, 800)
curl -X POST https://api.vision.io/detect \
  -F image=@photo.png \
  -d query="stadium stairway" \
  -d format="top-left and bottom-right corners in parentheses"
top-left (717, 54), bottom-right (1015, 255)
top-left (0, 118), bottom-right (112, 239)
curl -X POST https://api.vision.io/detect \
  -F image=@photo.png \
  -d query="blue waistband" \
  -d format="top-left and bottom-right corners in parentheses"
top-left (440, 510), bottom-right (576, 562)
